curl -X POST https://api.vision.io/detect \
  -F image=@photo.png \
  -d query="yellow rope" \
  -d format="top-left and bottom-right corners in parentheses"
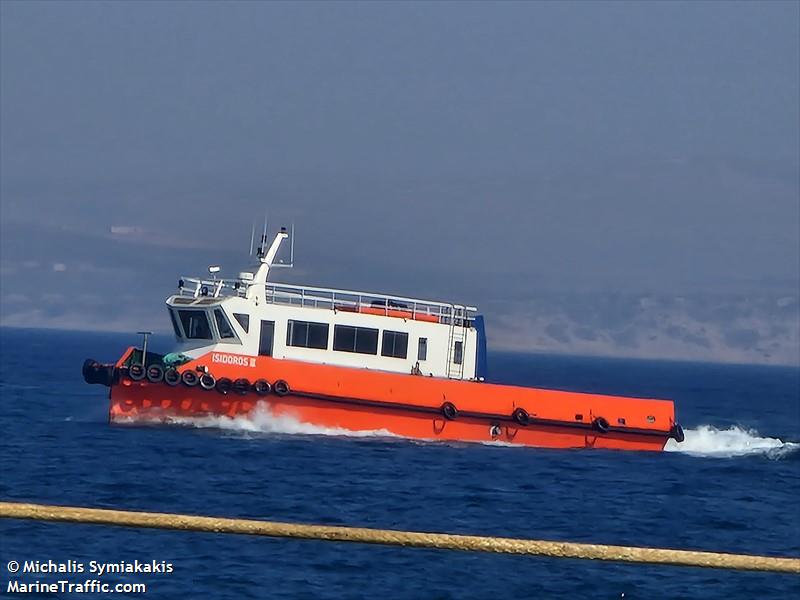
top-left (1, 501), bottom-right (798, 574)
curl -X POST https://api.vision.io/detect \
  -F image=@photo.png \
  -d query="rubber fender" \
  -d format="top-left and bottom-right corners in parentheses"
top-left (273, 380), bottom-right (290, 397)
top-left (232, 378), bottom-right (251, 395)
top-left (146, 364), bottom-right (164, 384)
top-left (181, 370), bottom-right (199, 387)
top-left (199, 373), bottom-right (216, 390)
top-left (252, 379), bottom-right (271, 396)
top-left (164, 368), bottom-right (181, 386)
top-left (592, 416), bottom-right (610, 433)
top-left (215, 377), bottom-right (232, 395)
top-left (512, 407), bottom-right (530, 426)
top-left (670, 423), bottom-right (685, 443)
top-left (441, 401), bottom-right (458, 421)
top-left (128, 363), bottom-right (146, 381)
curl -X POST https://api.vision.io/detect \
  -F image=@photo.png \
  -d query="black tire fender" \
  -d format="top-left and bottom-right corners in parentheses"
top-left (146, 364), bottom-right (164, 383)
top-left (592, 416), bottom-right (610, 433)
top-left (441, 401), bottom-right (458, 421)
top-left (199, 373), bottom-right (216, 390)
top-left (181, 370), bottom-right (199, 387)
top-left (215, 377), bottom-right (232, 395)
top-left (252, 379), bottom-right (271, 396)
top-left (232, 378), bottom-right (250, 395)
top-left (128, 363), bottom-right (146, 381)
top-left (273, 379), bottom-right (290, 397)
top-left (512, 407), bottom-right (530, 426)
top-left (164, 368), bottom-right (181, 386)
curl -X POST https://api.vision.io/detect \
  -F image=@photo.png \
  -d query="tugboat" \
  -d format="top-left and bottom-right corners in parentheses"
top-left (83, 227), bottom-right (684, 451)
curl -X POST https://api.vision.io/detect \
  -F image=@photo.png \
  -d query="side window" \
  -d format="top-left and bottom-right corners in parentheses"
top-left (454, 341), bottom-right (463, 365)
top-left (287, 320), bottom-right (329, 350)
top-left (168, 309), bottom-right (182, 338)
top-left (381, 331), bottom-right (408, 359)
top-left (233, 313), bottom-right (250, 333)
top-left (418, 337), bottom-right (428, 361)
top-left (333, 325), bottom-right (379, 354)
top-left (214, 309), bottom-right (235, 339)
top-left (178, 310), bottom-right (212, 340)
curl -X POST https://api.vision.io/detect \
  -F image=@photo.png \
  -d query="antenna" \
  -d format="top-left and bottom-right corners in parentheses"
top-left (290, 222), bottom-right (295, 266)
top-left (249, 224), bottom-right (255, 256)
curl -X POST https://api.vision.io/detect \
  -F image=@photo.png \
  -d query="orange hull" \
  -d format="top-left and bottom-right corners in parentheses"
top-left (106, 348), bottom-right (677, 451)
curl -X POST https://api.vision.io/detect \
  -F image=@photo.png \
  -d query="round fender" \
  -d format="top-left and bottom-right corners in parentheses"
top-left (592, 416), bottom-right (610, 433)
top-left (512, 407), bottom-right (530, 426)
top-left (252, 379), bottom-right (271, 396)
top-left (181, 370), bottom-right (199, 387)
top-left (441, 401), bottom-right (458, 421)
top-left (128, 363), bottom-right (146, 381)
top-left (146, 364), bottom-right (164, 383)
top-left (215, 377), bottom-right (233, 395)
top-left (273, 379), bottom-right (290, 397)
top-left (164, 368), bottom-right (181, 386)
top-left (232, 378), bottom-right (250, 395)
top-left (670, 423), bottom-right (685, 443)
top-left (199, 373), bottom-right (216, 390)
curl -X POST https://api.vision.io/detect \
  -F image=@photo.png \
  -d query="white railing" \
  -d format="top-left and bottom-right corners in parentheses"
top-left (175, 277), bottom-right (477, 325)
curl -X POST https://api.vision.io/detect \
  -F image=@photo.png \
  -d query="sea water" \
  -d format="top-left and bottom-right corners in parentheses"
top-left (1, 328), bottom-right (798, 598)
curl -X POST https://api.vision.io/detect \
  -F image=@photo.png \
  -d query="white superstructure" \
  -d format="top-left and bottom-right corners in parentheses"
top-left (164, 229), bottom-right (486, 380)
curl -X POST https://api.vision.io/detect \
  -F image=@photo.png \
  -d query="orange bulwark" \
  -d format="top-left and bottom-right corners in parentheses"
top-left (97, 347), bottom-right (681, 452)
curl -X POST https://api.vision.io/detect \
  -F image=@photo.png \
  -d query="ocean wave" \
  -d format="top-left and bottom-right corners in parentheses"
top-left (665, 425), bottom-right (799, 459)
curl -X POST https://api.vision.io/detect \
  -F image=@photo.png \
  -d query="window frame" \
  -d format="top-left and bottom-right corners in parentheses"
top-left (417, 337), bottom-right (428, 361)
top-left (286, 319), bottom-right (329, 350)
top-left (214, 309), bottom-right (236, 339)
top-left (177, 310), bottom-right (213, 340)
top-left (381, 330), bottom-right (409, 359)
top-left (333, 324), bottom-right (379, 355)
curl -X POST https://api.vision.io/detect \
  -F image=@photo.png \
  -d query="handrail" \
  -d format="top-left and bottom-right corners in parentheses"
top-left (175, 277), bottom-right (478, 319)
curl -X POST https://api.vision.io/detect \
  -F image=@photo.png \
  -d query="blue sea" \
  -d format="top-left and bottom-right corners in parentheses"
top-left (1, 327), bottom-right (798, 598)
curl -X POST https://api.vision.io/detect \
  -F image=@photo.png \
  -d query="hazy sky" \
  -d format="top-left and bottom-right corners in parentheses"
top-left (1, 1), bottom-right (798, 362)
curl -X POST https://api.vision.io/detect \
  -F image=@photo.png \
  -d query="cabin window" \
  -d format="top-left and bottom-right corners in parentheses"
top-left (454, 341), bottom-right (463, 365)
top-left (333, 325), bottom-right (378, 355)
top-left (168, 309), bottom-right (182, 338)
top-left (214, 309), bottom-right (235, 339)
top-left (287, 320), bottom-right (329, 350)
top-left (178, 310), bottom-right (212, 340)
top-left (233, 313), bottom-right (250, 333)
top-left (381, 330), bottom-right (408, 359)
top-left (418, 338), bottom-right (428, 361)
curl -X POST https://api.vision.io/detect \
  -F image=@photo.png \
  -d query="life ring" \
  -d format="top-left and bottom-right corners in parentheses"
top-left (199, 373), bottom-right (216, 390)
top-left (592, 416), bottom-right (610, 433)
top-left (164, 368), bottom-right (181, 386)
top-left (441, 401), bottom-right (458, 420)
top-left (233, 378), bottom-right (251, 395)
top-left (512, 407), bottom-right (530, 426)
top-left (252, 379), bottom-right (271, 396)
top-left (181, 370), bottom-right (199, 387)
top-left (146, 364), bottom-right (164, 383)
top-left (128, 363), bottom-right (146, 381)
top-left (273, 379), bottom-right (290, 397)
top-left (670, 423), bottom-right (685, 443)
top-left (215, 377), bottom-right (232, 395)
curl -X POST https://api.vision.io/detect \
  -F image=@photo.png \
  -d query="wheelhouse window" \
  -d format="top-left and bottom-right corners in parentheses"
top-left (287, 320), bottom-right (329, 350)
top-left (418, 338), bottom-right (428, 361)
top-left (381, 330), bottom-right (408, 359)
top-left (333, 325), bottom-right (378, 355)
top-left (453, 341), bottom-right (463, 365)
top-left (178, 310), bottom-right (212, 340)
top-left (168, 309), bottom-right (182, 338)
top-left (233, 313), bottom-right (250, 333)
top-left (214, 309), bottom-right (235, 339)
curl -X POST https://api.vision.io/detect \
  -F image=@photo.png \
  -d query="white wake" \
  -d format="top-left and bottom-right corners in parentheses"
top-left (158, 403), bottom-right (397, 440)
top-left (665, 425), bottom-right (799, 459)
